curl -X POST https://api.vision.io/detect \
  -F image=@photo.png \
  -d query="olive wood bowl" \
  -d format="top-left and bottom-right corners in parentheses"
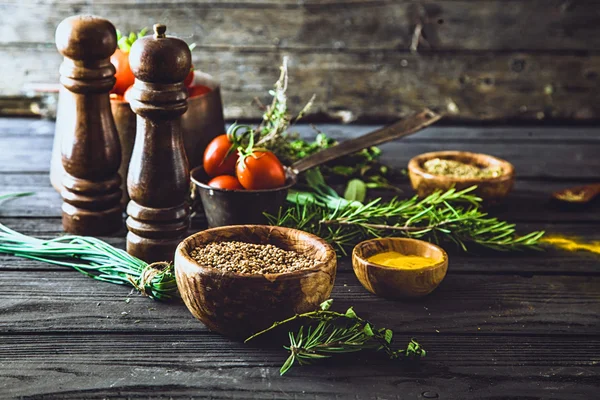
top-left (352, 238), bottom-right (448, 298)
top-left (408, 151), bottom-right (515, 203)
top-left (175, 225), bottom-right (337, 339)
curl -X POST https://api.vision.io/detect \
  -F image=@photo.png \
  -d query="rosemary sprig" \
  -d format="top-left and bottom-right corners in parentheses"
top-left (268, 170), bottom-right (545, 255)
top-left (246, 299), bottom-right (425, 375)
top-left (0, 193), bottom-right (178, 300)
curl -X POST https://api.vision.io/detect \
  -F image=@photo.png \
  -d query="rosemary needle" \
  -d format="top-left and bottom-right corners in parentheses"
top-left (246, 299), bottom-right (425, 376)
top-left (268, 169), bottom-right (545, 255)
top-left (0, 193), bottom-right (178, 300)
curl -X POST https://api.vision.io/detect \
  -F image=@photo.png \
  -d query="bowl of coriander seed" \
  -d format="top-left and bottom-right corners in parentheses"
top-left (408, 150), bottom-right (515, 203)
top-left (174, 225), bottom-right (337, 339)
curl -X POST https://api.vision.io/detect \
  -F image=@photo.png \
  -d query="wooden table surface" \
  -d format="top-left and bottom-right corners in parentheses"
top-left (1, 119), bottom-right (599, 399)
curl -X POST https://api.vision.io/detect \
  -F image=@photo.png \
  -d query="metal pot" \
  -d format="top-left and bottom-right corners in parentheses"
top-left (192, 109), bottom-right (441, 228)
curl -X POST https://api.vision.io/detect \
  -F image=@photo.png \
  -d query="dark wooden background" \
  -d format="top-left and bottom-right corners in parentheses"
top-left (1, 0), bottom-right (599, 121)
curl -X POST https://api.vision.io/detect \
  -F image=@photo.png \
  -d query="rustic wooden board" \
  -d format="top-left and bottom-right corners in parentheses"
top-left (1, 269), bottom-right (598, 335)
top-left (1, 119), bottom-right (599, 399)
top-left (5, 118), bottom-right (600, 141)
top-left (1, 47), bottom-right (599, 120)
top-left (3, 1), bottom-right (600, 51)
top-left (2, 131), bottom-right (600, 177)
top-left (2, 177), bottom-right (600, 224)
top-left (1, 334), bottom-right (598, 399)
top-left (1, 219), bottom-right (599, 275)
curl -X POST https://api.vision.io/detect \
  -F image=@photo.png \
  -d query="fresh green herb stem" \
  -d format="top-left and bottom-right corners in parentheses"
top-left (246, 299), bottom-right (425, 376)
top-left (0, 193), bottom-right (177, 300)
top-left (249, 57), bottom-right (393, 188)
top-left (269, 170), bottom-right (545, 255)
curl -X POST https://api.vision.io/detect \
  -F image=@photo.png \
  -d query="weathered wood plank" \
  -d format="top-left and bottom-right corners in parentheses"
top-left (1, 47), bottom-right (599, 120)
top-left (0, 270), bottom-right (598, 334)
top-left (1, 219), bottom-right (599, 274)
top-left (2, 124), bottom-right (600, 176)
top-left (5, 118), bottom-right (600, 142)
top-left (2, 1), bottom-right (600, 52)
top-left (2, 176), bottom-right (600, 222)
top-left (1, 333), bottom-right (598, 399)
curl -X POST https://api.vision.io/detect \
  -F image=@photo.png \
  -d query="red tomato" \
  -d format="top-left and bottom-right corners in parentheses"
top-left (188, 85), bottom-right (211, 98)
top-left (184, 66), bottom-right (194, 87)
top-left (236, 151), bottom-right (286, 190)
top-left (110, 49), bottom-right (135, 95)
top-left (203, 134), bottom-right (238, 178)
top-left (207, 175), bottom-right (244, 190)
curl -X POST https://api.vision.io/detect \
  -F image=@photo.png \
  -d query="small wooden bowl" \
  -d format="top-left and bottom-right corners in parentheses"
top-left (175, 225), bottom-right (337, 339)
top-left (352, 238), bottom-right (448, 298)
top-left (408, 151), bottom-right (515, 202)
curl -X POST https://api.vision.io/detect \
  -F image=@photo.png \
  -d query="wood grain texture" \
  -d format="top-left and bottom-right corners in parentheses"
top-left (3, 124), bottom-right (600, 179)
top-left (1, 118), bottom-right (600, 398)
top-left (2, 1), bottom-right (600, 51)
top-left (1, 47), bottom-right (599, 121)
top-left (2, 1), bottom-right (600, 120)
top-left (1, 219), bottom-right (600, 275)
top-left (124, 26), bottom-right (192, 263)
top-left (3, 175), bottom-right (600, 225)
top-left (54, 15), bottom-right (124, 236)
top-left (1, 334), bottom-right (598, 399)
top-left (352, 238), bottom-right (448, 298)
top-left (5, 118), bottom-right (600, 141)
top-left (175, 225), bottom-right (337, 338)
top-left (408, 150), bottom-right (515, 202)
top-left (1, 268), bottom-right (598, 335)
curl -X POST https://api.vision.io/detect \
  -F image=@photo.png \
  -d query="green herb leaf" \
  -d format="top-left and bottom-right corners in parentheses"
top-left (0, 194), bottom-right (178, 301)
top-left (345, 307), bottom-right (357, 319)
top-left (269, 170), bottom-right (544, 254)
top-left (344, 179), bottom-right (367, 203)
top-left (384, 329), bottom-right (393, 343)
top-left (320, 299), bottom-right (333, 311)
top-left (247, 299), bottom-right (424, 375)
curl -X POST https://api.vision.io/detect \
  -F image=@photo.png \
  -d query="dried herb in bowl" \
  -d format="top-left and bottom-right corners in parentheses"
top-left (189, 241), bottom-right (318, 274)
top-left (423, 158), bottom-right (504, 179)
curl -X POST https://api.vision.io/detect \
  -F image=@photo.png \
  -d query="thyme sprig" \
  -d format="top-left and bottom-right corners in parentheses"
top-left (250, 57), bottom-right (394, 188)
top-left (246, 299), bottom-right (425, 375)
top-left (268, 170), bottom-right (545, 255)
top-left (0, 193), bottom-right (177, 300)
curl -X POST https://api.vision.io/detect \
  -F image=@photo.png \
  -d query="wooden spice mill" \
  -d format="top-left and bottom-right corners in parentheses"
top-left (125, 24), bottom-right (192, 263)
top-left (55, 15), bottom-right (123, 236)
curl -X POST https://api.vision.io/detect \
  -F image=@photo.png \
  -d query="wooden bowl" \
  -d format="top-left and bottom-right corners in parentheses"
top-left (408, 151), bottom-right (515, 202)
top-left (352, 238), bottom-right (448, 298)
top-left (175, 225), bottom-right (337, 339)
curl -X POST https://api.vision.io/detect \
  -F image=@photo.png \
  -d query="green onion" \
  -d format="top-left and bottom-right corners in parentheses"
top-left (0, 193), bottom-right (177, 300)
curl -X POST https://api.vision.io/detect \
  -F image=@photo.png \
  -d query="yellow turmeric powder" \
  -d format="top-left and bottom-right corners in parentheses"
top-left (541, 236), bottom-right (600, 255)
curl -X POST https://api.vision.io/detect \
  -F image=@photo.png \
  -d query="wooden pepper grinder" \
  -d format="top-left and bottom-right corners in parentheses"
top-left (55, 16), bottom-right (123, 235)
top-left (126, 24), bottom-right (192, 262)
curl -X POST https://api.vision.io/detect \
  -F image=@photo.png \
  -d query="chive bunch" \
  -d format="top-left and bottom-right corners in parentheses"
top-left (0, 193), bottom-right (177, 300)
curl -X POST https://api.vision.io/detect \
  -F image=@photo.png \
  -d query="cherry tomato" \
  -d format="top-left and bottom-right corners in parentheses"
top-left (207, 175), bottom-right (244, 190)
top-left (203, 134), bottom-right (238, 178)
top-left (184, 66), bottom-right (194, 87)
top-left (188, 85), bottom-right (211, 98)
top-left (236, 151), bottom-right (286, 190)
top-left (110, 49), bottom-right (135, 95)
